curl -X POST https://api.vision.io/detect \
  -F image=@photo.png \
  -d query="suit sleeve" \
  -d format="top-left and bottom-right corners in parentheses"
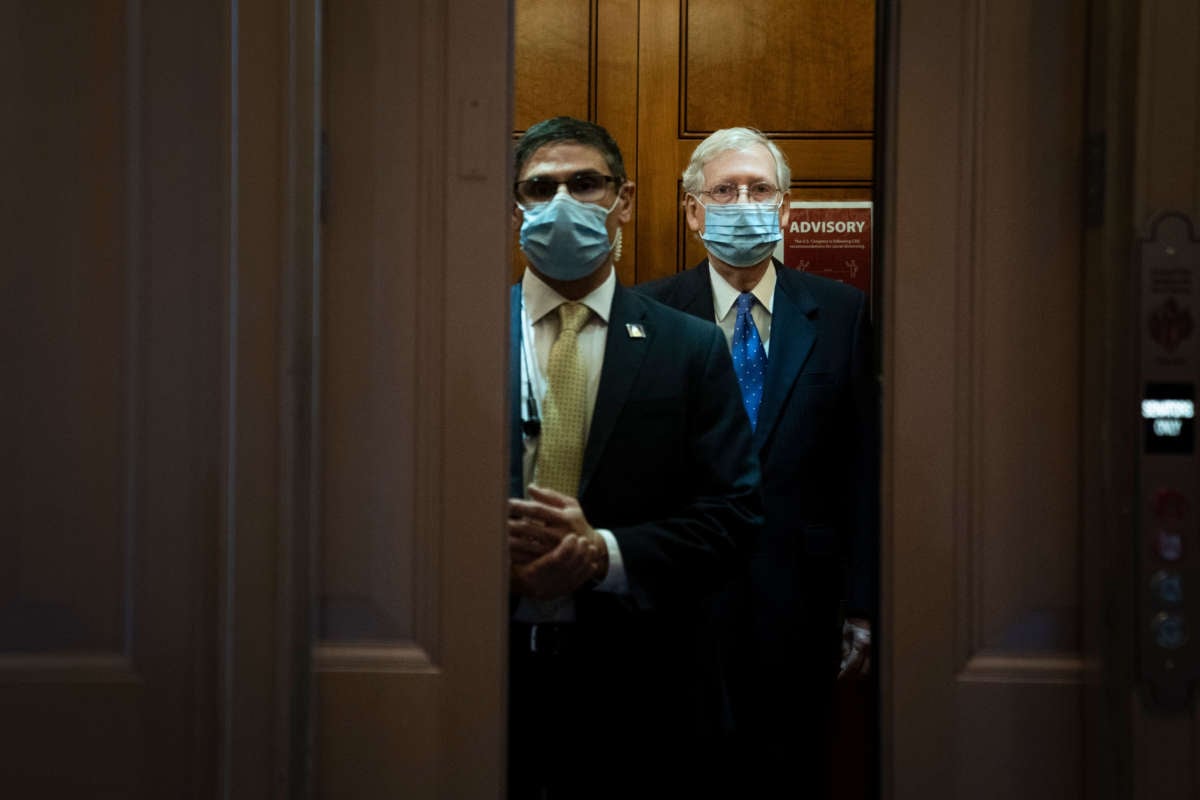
top-left (607, 323), bottom-right (763, 611)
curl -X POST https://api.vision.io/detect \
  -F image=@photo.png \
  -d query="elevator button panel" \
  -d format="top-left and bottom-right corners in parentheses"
top-left (1138, 212), bottom-right (1200, 710)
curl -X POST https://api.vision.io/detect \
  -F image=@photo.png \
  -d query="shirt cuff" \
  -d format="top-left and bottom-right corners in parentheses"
top-left (593, 528), bottom-right (628, 594)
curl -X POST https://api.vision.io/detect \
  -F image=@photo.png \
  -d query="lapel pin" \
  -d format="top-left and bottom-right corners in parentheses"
top-left (625, 323), bottom-right (646, 339)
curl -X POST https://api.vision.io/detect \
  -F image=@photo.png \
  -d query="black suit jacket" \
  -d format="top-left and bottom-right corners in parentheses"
top-left (638, 261), bottom-right (880, 715)
top-left (508, 281), bottom-right (762, 739)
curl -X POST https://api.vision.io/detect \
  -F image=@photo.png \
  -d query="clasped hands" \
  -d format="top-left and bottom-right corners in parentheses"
top-left (508, 485), bottom-right (608, 600)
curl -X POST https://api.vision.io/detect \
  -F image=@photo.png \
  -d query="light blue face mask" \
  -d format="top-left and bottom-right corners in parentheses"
top-left (697, 199), bottom-right (783, 268)
top-left (519, 192), bottom-right (620, 282)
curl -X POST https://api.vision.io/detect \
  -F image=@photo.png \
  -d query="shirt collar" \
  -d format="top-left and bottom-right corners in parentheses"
top-left (522, 265), bottom-right (616, 325)
top-left (710, 261), bottom-right (777, 322)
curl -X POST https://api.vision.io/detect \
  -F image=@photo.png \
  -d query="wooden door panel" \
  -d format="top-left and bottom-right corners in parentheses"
top-left (3, 2), bottom-right (320, 796)
top-left (683, 0), bottom-right (875, 133)
top-left (3, 0), bottom-right (128, 657)
top-left (1, 674), bottom-right (142, 795)
top-left (321, 0), bottom-right (426, 645)
top-left (515, 0), bottom-right (595, 128)
top-left (1, 3), bottom-right (227, 796)
top-left (318, 1), bottom-right (510, 797)
top-left (887, 0), bottom-right (1087, 797)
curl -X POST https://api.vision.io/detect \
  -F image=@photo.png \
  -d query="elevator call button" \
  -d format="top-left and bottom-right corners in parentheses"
top-left (1155, 529), bottom-right (1184, 562)
top-left (1153, 612), bottom-right (1188, 650)
top-left (1151, 570), bottom-right (1185, 606)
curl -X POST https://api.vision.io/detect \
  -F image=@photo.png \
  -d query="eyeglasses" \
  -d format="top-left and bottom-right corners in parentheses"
top-left (514, 172), bottom-right (621, 206)
top-left (699, 182), bottom-right (781, 205)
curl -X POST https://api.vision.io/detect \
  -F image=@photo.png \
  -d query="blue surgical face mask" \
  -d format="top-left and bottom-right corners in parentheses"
top-left (696, 199), bottom-right (783, 268)
top-left (519, 191), bottom-right (621, 282)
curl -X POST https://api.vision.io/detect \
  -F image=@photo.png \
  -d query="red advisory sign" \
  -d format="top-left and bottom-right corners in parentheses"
top-left (775, 201), bottom-right (873, 299)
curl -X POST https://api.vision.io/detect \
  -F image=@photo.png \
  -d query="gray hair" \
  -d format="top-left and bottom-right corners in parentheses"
top-left (681, 127), bottom-right (791, 195)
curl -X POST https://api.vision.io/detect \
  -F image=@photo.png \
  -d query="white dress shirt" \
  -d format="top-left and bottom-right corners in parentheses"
top-left (516, 267), bottom-right (629, 622)
top-left (709, 261), bottom-right (776, 356)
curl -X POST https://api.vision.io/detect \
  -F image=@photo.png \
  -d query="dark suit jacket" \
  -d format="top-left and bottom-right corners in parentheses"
top-left (638, 260), bottom-right (880, 737)
top-left (508, 281), bottom-right (762, 743)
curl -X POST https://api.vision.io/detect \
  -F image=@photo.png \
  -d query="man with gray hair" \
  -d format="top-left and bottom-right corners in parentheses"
top-left (640, 127), bottom-right (879, 797)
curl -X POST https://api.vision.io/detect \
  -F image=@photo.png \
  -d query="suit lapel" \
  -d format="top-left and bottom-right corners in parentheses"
top-left (675, 261), bottom-right (718, 320)
top-left (580, 285), bottom-right (649, 495)
top-left (755, 268), bottom-right (818, 448)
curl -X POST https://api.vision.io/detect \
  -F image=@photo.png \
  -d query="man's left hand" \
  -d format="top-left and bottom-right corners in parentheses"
top-left (507, 485), bottom-right (608, 600)
top-left (838, 618), bottom-right (871, 679)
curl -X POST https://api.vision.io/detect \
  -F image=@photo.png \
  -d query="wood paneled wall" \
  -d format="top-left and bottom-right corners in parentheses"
top-left (514, 0), bottom-right (875, 283)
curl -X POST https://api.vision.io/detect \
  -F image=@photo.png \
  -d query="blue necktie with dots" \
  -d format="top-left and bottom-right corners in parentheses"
top-left (731, 292), bottom-right (767, 429)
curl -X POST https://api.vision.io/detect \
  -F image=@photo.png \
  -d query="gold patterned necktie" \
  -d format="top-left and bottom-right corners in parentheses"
top-left (534, 302), bottom-right (591, 496)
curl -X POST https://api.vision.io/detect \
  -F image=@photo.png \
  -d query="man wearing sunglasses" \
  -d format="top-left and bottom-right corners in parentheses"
top-left (640, 127), bottom-right (880, 799)
top-left (506, 116), bottom-right (762, 798)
